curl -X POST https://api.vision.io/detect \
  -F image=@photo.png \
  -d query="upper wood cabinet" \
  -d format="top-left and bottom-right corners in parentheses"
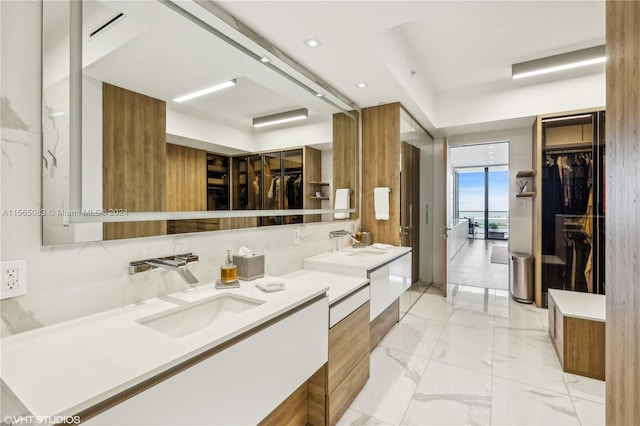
top-left (102, 83), bottom-right (167, 240)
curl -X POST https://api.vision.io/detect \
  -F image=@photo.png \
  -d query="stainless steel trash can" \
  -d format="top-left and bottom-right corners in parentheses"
top-left (510, 252), bottom-right (534, 303)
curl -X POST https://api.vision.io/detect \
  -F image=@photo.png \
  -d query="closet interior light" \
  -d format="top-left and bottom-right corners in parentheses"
top-left (253, 108), bottom-right (308, 128)
top-left (512, 45), bottom-right (606, 80)
top-left (173, 79), bottom-right (236, 103)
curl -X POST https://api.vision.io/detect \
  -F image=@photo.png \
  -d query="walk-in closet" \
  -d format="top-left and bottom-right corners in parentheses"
top-left (537, 110), bottom-right (606, 307)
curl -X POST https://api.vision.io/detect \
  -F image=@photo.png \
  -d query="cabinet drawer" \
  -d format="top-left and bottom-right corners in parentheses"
top-left (328, 302), bottom-right (370, 394)
top-left (327, 354), bottom-right (370, 426)
top-left (329, 285), bottom-right (369, 327)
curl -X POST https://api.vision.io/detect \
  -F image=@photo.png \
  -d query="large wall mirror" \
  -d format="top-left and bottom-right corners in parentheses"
top-left (42, 0), bottom-right (358, 245)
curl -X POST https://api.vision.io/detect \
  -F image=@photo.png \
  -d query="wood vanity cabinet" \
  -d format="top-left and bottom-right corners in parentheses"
top-left (309, 300), bottom-right (370, 426)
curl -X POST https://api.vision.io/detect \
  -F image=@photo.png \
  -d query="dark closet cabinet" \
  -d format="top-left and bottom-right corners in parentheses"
top-left (534, 110), bottom-right (606, 307)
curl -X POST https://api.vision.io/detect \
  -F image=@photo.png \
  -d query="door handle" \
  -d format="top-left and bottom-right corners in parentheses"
top-left (439, 225), bottom-right (452, 239)
top-left (425, 204), bottom-right (429, 225)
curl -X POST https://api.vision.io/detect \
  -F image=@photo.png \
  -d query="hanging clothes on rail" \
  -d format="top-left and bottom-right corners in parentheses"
top-left (542, 158), bottom-right (564, 255)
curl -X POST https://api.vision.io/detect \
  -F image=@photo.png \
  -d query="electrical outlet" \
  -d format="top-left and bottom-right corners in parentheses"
top-left (293, 227), bottom-right (301, 245)
top-left (1, 260), bottom-right (27, 299)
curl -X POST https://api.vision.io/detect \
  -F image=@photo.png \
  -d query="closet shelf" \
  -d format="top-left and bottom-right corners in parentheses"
top-left (516, 192), bottom-right (536, 197)
top-left (516, 170), bottom-right (536, 177)
top-left (309, 196), bottom-right (330, 200)
top-left (309, 181), bottom-right (330, 186)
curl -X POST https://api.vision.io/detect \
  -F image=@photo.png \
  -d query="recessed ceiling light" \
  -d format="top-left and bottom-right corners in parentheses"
top-left (260, 56), bottom-right (270, 63)
top-left (173, 79), bottom-right (236, 103)
top-left (316, 93), bottom-right (323, 97)
top-left (488, 145), bottom-right (494, 149)
top-left (304, 38), bottom-right (322, 48)
top-left (489, 151), bottom-right (494, 154)
top-left (356, 82), bottom-right (369, 88)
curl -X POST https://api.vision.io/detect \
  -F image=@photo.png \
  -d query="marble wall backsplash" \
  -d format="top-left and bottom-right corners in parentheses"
top-left (0, 0), bottom-right (359, 338)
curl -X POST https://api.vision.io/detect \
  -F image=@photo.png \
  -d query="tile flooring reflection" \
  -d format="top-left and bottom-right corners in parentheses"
top-left (337, 286), bottom-right (605, 426)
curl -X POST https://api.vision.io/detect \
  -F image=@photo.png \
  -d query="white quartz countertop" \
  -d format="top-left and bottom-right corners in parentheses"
top-left (549, 289), bottom-right (605, 321)
top-left (303, 246), bottom-right (411, 276)
top-left (0, 278), bottom-right (328, 420)
top-left (283, 270), bottom-right (369, 305)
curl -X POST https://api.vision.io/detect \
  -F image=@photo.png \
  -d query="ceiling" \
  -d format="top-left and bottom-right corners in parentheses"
top-left (450, 142), bottom-right (509, 168)
top-left (48, 0), bottom-right (343, 133)
top-left (217, 0), bottom-right (606, 136)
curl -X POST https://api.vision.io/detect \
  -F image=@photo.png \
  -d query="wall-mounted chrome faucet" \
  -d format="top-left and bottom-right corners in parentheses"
top-left (129, 253), bottom-right (199, 287)
top-left (329, 230), bottom-right (359, 251)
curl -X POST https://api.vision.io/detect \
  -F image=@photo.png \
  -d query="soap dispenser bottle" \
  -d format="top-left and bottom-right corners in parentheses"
top-left (220, 250), bottom-right (238, 283)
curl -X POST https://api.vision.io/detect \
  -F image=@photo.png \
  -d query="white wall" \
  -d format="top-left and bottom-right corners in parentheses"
top-left (252, 119), bottom-right (332, 152)
top-left (0, 0), bottom-right (355, 338)
top-left (166, 107), bottom-right (255, 153)
top-left (437, 73), bottom-right (605, 128)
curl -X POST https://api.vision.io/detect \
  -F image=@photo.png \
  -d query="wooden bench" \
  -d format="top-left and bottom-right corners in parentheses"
top-left (548, 289), bottom-right (605, 381)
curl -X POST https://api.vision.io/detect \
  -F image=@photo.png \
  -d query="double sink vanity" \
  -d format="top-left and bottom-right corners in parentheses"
top-left (1, 245), bottom-right (411, 426)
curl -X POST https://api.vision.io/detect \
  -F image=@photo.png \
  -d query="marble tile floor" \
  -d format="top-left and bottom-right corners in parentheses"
top-left (448, 239), bottom-right (510, 291)
top-left (337, 285), bottom-right (605, 426)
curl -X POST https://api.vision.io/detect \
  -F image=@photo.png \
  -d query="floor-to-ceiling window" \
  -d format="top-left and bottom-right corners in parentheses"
top-left (455, 165), bottom-right (509, 240)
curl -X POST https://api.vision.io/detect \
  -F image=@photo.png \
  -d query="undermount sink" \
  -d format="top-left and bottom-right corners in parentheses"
top-left (137, 293), bottom-right (265, 338)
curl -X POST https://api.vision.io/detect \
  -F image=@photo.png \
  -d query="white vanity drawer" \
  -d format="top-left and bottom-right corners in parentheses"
top-left (329, 285), bottom-right (370, 328)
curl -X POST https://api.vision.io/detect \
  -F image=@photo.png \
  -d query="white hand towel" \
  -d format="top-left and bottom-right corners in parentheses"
top-left (374, 187), bottom-right (390, 220)
top-left (334, 188), bottom-right (350, 219)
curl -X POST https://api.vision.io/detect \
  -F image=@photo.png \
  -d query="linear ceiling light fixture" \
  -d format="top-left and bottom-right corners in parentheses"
top-left (173, 79), bottom-right (236, 103)
top-left (541, 114), bottom-right (593, 123)
top-left (253, 108), bottom-right (308, 128)
top-left (512, 45), bottom-right (606, 80)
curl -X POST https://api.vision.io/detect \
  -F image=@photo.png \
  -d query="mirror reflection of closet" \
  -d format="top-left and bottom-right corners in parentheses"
top-left (41, 0), bottom-right (358, 245)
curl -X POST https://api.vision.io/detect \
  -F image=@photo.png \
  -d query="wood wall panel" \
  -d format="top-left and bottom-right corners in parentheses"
top-left (219, 216), bottom-right (258, 230)
top-left (166, 143), bottom-right (206, 211)
top-left (533, 118), bottom-right (542, 307)
top-left (102, 83), bottom-right (166, 239)
top-left (333, 111), bottom-right (359, 220)
top-left (362, 103), bottom-right (401, 245)
top-left (606, 1), bottom-right (640, 424)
